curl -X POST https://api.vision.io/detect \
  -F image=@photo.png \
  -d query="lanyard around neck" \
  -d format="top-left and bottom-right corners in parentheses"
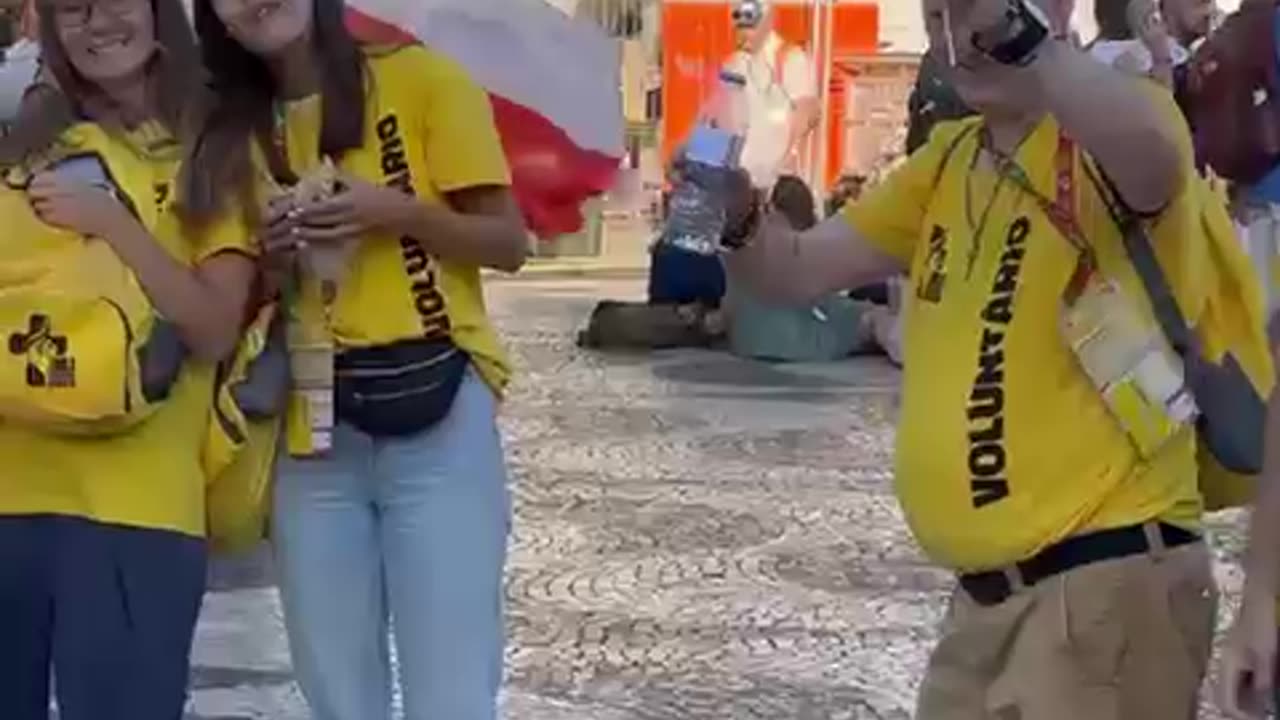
top-left (986, 128), bottom-right (1098, 301)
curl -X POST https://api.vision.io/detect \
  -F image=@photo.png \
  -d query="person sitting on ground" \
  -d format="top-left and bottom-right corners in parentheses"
top-left (576, 175), bottom-right (726, 351)
top-left (725, 176), bottom-right (896, 363)
top-left (647, 185), bottom-right (727, 310)
top-left (0, 0), bottom-right (39, 127)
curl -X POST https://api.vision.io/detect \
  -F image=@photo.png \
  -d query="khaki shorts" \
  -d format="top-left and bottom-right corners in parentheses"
top-left (916, 542), bottom-right (1217, 720)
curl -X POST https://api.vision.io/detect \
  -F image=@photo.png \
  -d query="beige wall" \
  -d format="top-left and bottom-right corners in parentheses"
top-left (875, 0), bottom-right (927, 52)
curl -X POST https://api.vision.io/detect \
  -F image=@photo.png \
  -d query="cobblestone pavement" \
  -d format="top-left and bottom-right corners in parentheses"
top-left (192, 276), bottom-right (1250, 720)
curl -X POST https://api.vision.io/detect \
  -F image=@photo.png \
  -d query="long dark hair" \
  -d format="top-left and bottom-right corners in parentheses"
top-left (182, 0), bottom-right (366, 221)
top-left (1, 0), bottom-right (206, 169)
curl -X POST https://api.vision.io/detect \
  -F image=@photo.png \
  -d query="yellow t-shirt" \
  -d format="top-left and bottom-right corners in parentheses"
top-left (273, 44), bottom-right (513, 394)
top-left (843, 88), bottom-right (1205, 572)
top-left (0, 124), bottom-right (254, 537)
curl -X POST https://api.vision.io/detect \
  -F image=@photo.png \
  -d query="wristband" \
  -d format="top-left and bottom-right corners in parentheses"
top-left (972, 0), bottom-right (1051, 67)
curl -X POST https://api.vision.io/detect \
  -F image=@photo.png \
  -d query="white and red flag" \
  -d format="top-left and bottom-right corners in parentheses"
top-left (345, 0), bottom-right (624, 238)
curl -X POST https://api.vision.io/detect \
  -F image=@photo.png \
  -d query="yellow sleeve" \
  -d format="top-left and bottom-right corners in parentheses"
top-left (403, 47), bottom-right (511, 192)
top-left (841, 121), bottom-right (975, 266)
top-left (189, 203), bottom-right (257, 264)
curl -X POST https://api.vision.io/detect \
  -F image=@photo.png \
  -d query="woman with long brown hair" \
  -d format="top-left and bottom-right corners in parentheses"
top-left (0, 0), bottom-right (255, 718)
top-left (190, 0), bottom-right (527, 718)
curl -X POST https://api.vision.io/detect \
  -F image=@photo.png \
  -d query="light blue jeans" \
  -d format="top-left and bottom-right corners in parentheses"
top-left (273, 369), bottom-right (511, 720)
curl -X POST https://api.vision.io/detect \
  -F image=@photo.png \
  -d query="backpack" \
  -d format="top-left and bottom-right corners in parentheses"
top-left (1185, 0), bottom-right (1280, 184)
top-left (204, 301), bottom-right (289, 555)
top-left (1169, 181), bottom-right (1274, 510)
top-left (1080, 162), bottom-right (1273, 511)
top-left (0, 123), bottom-right (184, 434)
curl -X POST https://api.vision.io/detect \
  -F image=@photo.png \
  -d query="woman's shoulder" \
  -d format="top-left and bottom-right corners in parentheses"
top-left (363, 43), bottom-right (476, 86)
top-left (7, 121), bottom-right (116, 168)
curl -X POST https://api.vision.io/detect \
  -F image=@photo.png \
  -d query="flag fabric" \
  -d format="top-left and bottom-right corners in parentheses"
top-left (345, 0), bottom-right (624, 238)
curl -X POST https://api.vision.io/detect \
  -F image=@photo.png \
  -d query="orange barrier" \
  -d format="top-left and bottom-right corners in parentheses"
top-left (660, 0), bottom-right (879, 189)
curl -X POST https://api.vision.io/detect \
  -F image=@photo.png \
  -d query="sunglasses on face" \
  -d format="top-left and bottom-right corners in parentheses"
top-left (731, 3), bottom-right (762, 28)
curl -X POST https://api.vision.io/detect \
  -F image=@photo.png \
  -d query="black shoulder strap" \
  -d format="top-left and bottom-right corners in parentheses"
top-left (1080, 159), bottom-right (1195, 358)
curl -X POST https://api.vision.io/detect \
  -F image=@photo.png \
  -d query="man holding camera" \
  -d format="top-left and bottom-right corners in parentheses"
top-left (725, 0), bottom-right (1211, 717)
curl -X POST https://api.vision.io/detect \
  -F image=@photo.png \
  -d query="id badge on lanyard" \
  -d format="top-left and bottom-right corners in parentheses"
top-left (1060, 273), bottom-right (1197, 458)
top-left (1021, 133), bottom-right (1198, 458)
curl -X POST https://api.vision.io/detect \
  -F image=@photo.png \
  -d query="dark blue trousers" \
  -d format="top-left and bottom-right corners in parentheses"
top-left (0, 515), bottom-right (206, 720)
top-left (647, 243), bottom-right (726, 308)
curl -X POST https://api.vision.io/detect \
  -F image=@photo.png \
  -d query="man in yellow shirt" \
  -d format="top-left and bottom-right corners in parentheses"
top-left (725, 0), bottom-right (1212, 717)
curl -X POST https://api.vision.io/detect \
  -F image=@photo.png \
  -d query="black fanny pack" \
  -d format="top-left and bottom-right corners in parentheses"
top-left (334, 338), bottom-right (470, 438)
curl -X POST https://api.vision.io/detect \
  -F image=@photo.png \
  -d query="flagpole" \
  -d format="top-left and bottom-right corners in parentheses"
top-left (814, 0), bottom-right (835, 208)
top-left (805, 0), bottom-right (821, 192)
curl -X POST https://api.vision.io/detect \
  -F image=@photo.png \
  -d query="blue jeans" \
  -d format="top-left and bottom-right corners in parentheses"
top-left (0, 515), bottom-right (206, 720)
top-left (273, 369), bottom-right (511, 720)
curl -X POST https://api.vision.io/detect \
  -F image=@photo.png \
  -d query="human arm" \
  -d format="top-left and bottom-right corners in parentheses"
top-left (1129, 0), bottom-right (1176, 88)
top-left (1033, 42), bottom-right (1186, 212)
top-left (27, 174), bottom-right (254, 362)
top-left (781, 49), bottom-right (820, 163)
top-left (294, 178), bottom-right (527, 274)
top-left (1218, 380), bottom-right (1280, 719)
top-left (724, 122), bottom-right (949, 304)
top-left (722, 208), bottom-right (903, 306)
top-left (408, 185), bottom-right (528, 273)
top-left (1219, 312), bottom-right (1280, 720)
top-left (962, 0), bottom-right (1190, 213)
top-left (294, 49), bottom-right (527, 274)
top-left (375, 183), bottom-right (528, 273)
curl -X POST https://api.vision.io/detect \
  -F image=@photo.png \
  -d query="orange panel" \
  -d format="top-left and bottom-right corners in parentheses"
top-left (660, 3), bottom-right (735, 167)
top-left (826, 66), bottom-right (854, 187)
top-left (770, 6), bottom-right (816, 49)
top-left (661, 1), bottom-right (880, 189)
top-left (830, 3), bottom-right (880, 53)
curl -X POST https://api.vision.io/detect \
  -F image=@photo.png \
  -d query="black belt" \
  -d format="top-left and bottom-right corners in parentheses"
top-left (959, 523), bottom-right (1200, 607)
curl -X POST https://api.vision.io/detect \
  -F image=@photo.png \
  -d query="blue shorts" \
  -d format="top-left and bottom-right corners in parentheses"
top-left (0, 515), bottom-right (206, 720)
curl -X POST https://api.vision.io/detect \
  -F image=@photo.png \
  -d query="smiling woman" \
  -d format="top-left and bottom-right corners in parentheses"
top-left (187, 0), bottom-right (525, 717)
top-left (0, 0), bottom-right (257, 718)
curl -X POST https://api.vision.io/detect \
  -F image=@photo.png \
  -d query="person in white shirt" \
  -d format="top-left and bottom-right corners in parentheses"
top-left (0, 0), bottom-right (37, 125)
top-left (1088, 0), bottom-right (1201, 88)
top-left (722, 0), bottom-right (819, 190)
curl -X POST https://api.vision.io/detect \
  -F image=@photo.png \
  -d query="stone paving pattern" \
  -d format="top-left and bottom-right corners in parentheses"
top-left (192, 276), bottom-right (1250, 719)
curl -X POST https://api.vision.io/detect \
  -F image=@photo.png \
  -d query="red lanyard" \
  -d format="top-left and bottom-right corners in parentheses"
top-left (992, 129), bottom-right (1096, 302)
top-left (1049, 132), bottom-right (1097, 302)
